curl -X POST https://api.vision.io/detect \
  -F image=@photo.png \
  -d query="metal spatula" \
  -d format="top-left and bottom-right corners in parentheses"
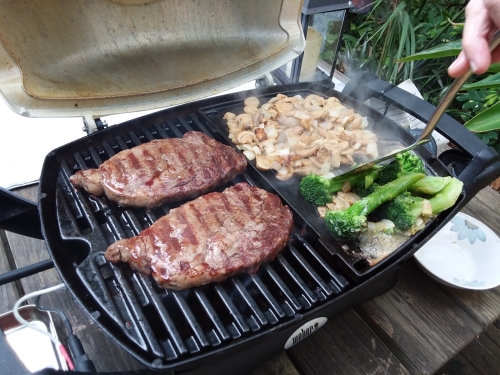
top-left (338, 31), bottom-right (500, 178)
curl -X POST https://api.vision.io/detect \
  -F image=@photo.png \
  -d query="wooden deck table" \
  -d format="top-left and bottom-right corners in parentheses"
top-left (1, 182), bottom-right (500, 375)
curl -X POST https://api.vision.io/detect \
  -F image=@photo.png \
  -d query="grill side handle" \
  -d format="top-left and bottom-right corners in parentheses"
top-left (0, 186), bottom-right (43, 239)
top-left (342, 72), bottom-right (500, 199)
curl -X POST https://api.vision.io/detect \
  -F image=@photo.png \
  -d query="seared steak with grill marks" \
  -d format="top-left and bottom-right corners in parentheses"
top-left (105, 183), bottom-right (294, 290)
top-left (70, 131), bottom-right (247, 208)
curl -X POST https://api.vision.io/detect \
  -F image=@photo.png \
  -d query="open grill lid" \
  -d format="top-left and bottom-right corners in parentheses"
top-left (0, 0), bottom-right (304, 118)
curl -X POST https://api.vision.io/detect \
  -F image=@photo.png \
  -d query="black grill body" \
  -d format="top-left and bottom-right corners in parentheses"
top-left (32, 82), bottom-right (500, 374)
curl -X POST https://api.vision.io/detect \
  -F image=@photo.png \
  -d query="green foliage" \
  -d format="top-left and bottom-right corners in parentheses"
top-left (342, 0), bottom-right (500, 154)
top-left (340, 0), bottom-right (464, 92)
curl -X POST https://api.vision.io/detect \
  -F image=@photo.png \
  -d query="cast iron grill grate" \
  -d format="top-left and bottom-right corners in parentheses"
top-left (54, 112), bottom-right (351, 364)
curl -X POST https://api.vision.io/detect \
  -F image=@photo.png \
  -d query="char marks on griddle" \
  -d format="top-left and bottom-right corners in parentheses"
top-left (70, 131), bottom-right (247, 208)
top-left (105, 183), bottom-right (294, 290)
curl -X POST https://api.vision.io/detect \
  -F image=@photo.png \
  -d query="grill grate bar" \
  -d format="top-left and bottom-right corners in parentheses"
top-left (142, 128), bottom-right (156, 142)
top-left (88, 146), bottom-right (103, 167)
top-left (115, 136), bottom-right (129, 151)
top-left (110, 263), bottom-right (164, 356)
top-left (188, 113), bottom-right (211, 134)
top-left (231, 278), bottom-right (269, 327)
top-left (102, 141), bottom-right (116, 158)
top-left (249, 275), bottom-right (287, 319)
top-left (128, 131), bottom-right (143, 146)
top-left (171, 291), bottom-right (211, 349)
top-left (193, 290), bottom-right (231, 341)
top-left (276, 254), bottom-right (318, 305)
top-left (139, 277), bottom-right (188, 357)
top-left (166, 120), bottom-right (184, 138)
top-left (154, 123), bottom-right (170, 139)
top-left (214, 284), bottom-right (250, 334)
top-left (178, 117), bottom-right (194, 132)
top-left (293, 233), bottom-right (349, 291)
top-left (288, 245), bottom-right (334, 297)
top-left (262, 263), bottom-right (305, 311)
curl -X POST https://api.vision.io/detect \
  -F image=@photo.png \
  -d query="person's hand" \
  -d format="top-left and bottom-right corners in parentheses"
top-left (448, 0), bottom-right (500, 77)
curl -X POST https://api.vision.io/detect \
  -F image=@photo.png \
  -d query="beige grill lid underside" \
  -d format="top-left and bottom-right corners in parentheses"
top-left (0, 0), bottom-right (304, 118)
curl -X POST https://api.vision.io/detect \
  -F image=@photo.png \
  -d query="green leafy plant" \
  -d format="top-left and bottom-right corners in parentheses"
top-left (398, 40), bottom-right (500, 153)
top-left (340, 0), bottom-right (464, 93)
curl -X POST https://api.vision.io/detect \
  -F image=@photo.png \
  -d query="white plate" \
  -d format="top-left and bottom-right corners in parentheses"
top-left (414, 212), bottom-right (500, 290)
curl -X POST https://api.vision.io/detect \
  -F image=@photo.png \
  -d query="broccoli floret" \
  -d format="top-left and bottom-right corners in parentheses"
top-left (386, 177), bottom-right (463, 231)
top-left (386, 192), bottom-right (431, 230)
top-left (324, 173), bottom-right (425, 238)
top-left (377, 151), bottom-right (425, 185)
top-left (409, 176), bottom-right (452, 196)
top-left (299, 166), bottom-right (381, 205)
top-left (354, 182), bottom-right (380, 198)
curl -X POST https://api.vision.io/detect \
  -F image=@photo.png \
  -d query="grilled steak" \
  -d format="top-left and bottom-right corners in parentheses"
top-left (70, 131), bottom-right (247, 208)
top-left (105, 183), bottom-right (294, 290)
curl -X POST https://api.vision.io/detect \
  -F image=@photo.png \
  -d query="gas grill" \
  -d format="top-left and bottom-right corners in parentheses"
top-left (1, 1), bottom-right (500, 374)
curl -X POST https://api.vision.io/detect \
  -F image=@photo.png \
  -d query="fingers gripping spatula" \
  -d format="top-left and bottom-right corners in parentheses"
top-left (338, 31), bottom-right (500, 179)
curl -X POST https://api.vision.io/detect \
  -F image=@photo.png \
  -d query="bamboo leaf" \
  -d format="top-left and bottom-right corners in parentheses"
top-left (462, 73), bottom-right (500, 90)
top-left (397, 41), bottom-right (462, 62)
top-left (464, 101), bottom-right (500, 132)
top-left (487, 62), bottom-right (500, 73)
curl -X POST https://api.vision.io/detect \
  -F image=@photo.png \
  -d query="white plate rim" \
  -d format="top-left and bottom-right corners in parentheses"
top-left (414, 212), bottom-right (500, 290)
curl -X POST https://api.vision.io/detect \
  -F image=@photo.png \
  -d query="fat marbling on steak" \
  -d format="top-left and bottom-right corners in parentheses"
top-left (105, 182), bottom-right (294, 290)
top-left (70, 131), bottom-right (247, 208)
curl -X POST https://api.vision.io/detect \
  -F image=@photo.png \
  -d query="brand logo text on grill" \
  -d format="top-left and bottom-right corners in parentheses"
top-left (284, 317), bottom-right (328, 349)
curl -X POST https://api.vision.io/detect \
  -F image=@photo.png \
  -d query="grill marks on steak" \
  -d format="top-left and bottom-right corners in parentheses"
top-left (70, 131), bottom-right (247, 208)
top-left (105, 183), bottom-right (294, 290)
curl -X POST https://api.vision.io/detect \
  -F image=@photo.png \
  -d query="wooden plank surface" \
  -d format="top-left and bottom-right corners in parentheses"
top-left (356, 259), bottom-right (482, 375)
top-left (460, 330), bottom-right (500, 375)
top-left (250, 352), bottom-right (301, 375)
top-left (0, 231), bottom-right (19, 314)
top-left (287, 309), bottom-right (410, 375)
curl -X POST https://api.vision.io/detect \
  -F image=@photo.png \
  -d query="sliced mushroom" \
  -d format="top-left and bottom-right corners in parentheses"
top-left (308, 156), bottom-right (324, 169)
top-left (244, 105), bottom-right (259, 114)
top-left (338, 191), bottom-right (361, 205)
top-left (303, 94), bottom-right (325, 110)
top-left (334, 196), bottom-right (350, 209)
top-left (295, 145), bottom-right (318, 157)
top-left (324, 97), bottom-right (340, 109)
top-left (223, 112), bottom-right (236, 121)
top-left (255, 155), bottom-right (273, 171)
top-left (244, 96), bottom-right (260, 107)
top-left (341, 148), bottom-right (355, 155)
top-left (276, 170), bottom-right (294, 181)
top-left (316, 147), bottom-right (332, 163)
top-left (293, 166), bottom-right (319, 176)
top-left (275, 99), bottom-right (295, 114)
top-left (347, 117), bottom-right (362, 130)
top-left (317, 206), bottom-right (328, 218)
top-left (235, 113), bottom-right (254, 130)
top-left (236, 131), bottom-right (257, 145)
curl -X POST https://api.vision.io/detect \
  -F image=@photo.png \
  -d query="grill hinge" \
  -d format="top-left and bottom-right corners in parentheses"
top-left (82, 115), bottom-right (108, 134)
